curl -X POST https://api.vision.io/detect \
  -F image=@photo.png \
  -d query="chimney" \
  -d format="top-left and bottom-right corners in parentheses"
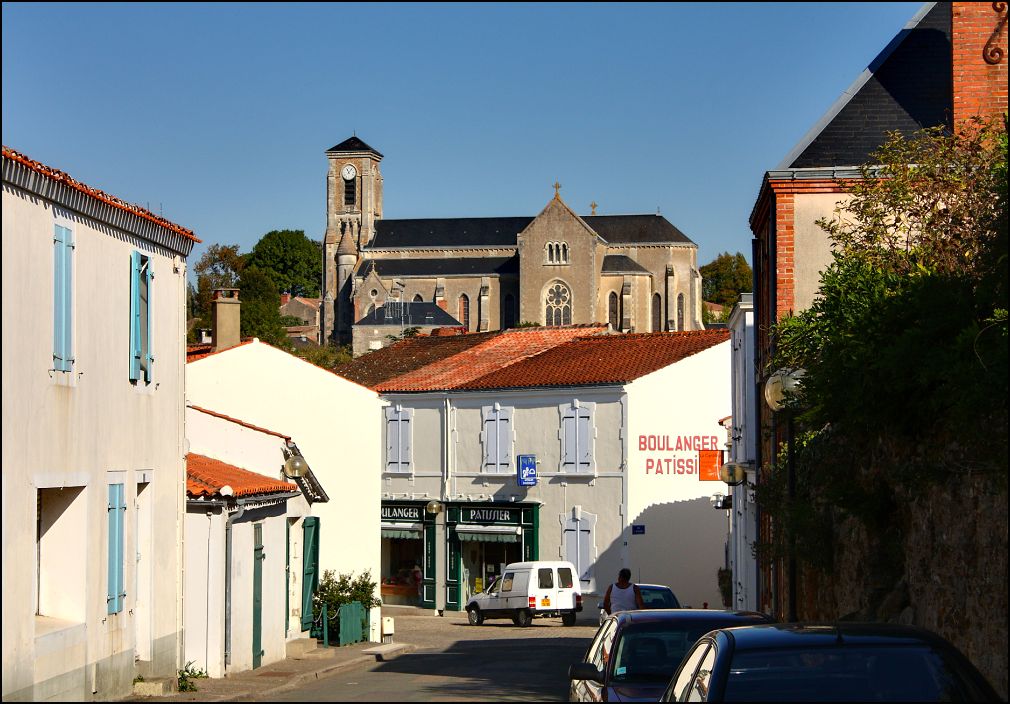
top-left (211, 288), bottom-right (241, 352)
top-left (280, 292), bottom-right (292, 306)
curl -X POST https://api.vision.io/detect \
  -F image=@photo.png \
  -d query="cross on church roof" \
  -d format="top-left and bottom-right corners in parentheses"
top-left (553, 180), bottom-right (561, 199)
top-left (590, 201), bottom-right (598, 215)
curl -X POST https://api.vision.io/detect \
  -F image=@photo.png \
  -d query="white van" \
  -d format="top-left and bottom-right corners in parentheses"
top-left (465, 560), bottom-right (583, 627)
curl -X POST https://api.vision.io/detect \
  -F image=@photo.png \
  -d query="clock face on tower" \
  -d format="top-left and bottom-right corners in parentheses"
top-left (341, 164), bottom-right (357, 181)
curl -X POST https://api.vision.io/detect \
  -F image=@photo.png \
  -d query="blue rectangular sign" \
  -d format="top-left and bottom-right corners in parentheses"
top-left (517, 454), bottom-right (538, 487)
top-left (632, 524), bottom-right (646, 535)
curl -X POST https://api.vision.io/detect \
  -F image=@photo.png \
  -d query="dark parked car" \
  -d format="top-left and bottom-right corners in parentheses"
top-left (597, 584), bottom-right (681, 625)
top-left (568, 609), bottom-right (773, 702)
top-left (661, 623), bottom-right (1000, 702)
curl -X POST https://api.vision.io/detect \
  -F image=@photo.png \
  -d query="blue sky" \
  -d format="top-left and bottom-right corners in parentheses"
top-left (3, 2), bottom-right (922, 273)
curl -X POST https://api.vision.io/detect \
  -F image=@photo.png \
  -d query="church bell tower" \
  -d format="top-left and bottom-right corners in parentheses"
top-left (321, 136), bottom-right (383, 345)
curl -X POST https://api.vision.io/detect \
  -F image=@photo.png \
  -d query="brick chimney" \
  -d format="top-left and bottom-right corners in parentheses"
top-left (952, 2), bottom-right (1008, 124)
top-left (280, 292), bottom-right (292, 306)
top-left (211, 288), bottom-right (241, 352)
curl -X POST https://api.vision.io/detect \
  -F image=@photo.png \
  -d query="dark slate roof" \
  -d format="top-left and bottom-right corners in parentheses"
top-left (371, 217), bottom-right (532, 249)
top-left (333, 332), bottom-right (498, 388)
top-left (370, 213), bottom-right (694, 248)
top-left (360, 256), bottom-right (519, 278)
top-left (601, 255), bottom-right (651, 275)
top-left (327, 136), bottom-right (383, 157)
top-left (355, 302), bottom-right (463, 327)
top-left (783, 2), bottom-right (952, 169)
top-left (585, 214), bottom-right (695, 244)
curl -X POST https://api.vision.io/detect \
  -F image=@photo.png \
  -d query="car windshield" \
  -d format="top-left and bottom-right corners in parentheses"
top-left (611, 621), bottom-right (743, 684)
top-left (722, 645), bottom-right (972, 702)
top-left (639, 587), bottom-right (680, 609)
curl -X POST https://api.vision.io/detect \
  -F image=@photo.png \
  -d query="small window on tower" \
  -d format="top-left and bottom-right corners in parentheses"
top-left (344, 178), bottom-right (356, 206)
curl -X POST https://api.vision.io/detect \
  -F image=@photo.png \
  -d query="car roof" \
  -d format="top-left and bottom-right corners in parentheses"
top-left (610, 609), bottom-right (771, 627)
top-left (504, 561), bottom-right (575, 570)
top-left (636, 584), bottom-right (673, 590)
top-left (720, 623), bottom-right (957, 650)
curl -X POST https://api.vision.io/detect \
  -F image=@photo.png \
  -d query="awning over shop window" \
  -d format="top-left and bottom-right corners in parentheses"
top-left (381, 522), bottom-right (423, 540)
top-left (456, 524), bottom-right (522, 543)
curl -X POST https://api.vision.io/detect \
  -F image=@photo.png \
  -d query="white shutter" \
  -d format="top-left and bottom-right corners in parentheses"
top-left (482, 406), bottom-right (497, 472)
top-left (561, 411), bottom-right (577, 471)
top-left (399, 409), bottom-right (412, 472)
top-left (497, 407), bottom-right (513, 472)
top-left (577, 407), bottom-right (592, 472)
top-left (385, 407), bottom-right (399, 471)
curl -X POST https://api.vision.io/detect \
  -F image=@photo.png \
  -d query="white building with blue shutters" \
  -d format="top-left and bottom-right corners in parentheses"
top-left (1, 146), bottom-right (197, 700)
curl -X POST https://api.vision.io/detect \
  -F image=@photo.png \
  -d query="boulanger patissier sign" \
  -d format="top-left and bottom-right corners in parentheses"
top-left (638, 434), bottom-right (720, 476)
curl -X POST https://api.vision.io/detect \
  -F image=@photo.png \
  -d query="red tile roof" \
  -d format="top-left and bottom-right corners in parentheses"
top-left (453, 329), bottom-right (731, 390)
top-left (186, 453), bottom-right (295, 498)
top-left (374, 325), bottom-right (610, 392)
top-left (188, 405), bottom-right (291, 441)
top-left (2, 146), bottom-right (200, 243)
top-left (186, 339), bottom-right (254, 362)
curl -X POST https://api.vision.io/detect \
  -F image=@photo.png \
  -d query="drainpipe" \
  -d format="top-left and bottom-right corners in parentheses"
top-left (205, 511), bottom-right (213, 672)
top-left (223, 492), bottom-right (243, 668)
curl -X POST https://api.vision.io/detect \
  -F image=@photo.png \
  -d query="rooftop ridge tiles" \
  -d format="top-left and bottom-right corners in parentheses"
top-left (2, 145), bottom-right (201, 243)
top-left (187, 404), bottom-right (292, 441)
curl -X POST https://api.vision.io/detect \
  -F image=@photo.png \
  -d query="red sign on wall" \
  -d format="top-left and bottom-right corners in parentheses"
top-left (698, 449), bottom-right (723, 481)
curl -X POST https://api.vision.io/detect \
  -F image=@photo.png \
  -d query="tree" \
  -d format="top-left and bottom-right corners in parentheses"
top-left (244, 230), bottom-right (322, 298)
top-left (188, 244), bottom-right (246, 341)
top-left (237, 266), bottom-right (290, 348)
top-left (700, 252), bottom-right (752, 308)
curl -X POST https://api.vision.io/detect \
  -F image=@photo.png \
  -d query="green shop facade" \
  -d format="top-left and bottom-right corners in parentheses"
top-left (379, 501), bottom-right (540, 610)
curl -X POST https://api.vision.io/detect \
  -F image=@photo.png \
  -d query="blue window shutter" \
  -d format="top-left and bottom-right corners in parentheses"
top-left (144, 259), bottom-right (154, 382)
top-left (577, 408), bottom-right (592, 472)
top-left (399, 410), bottom-right (411, 471)
top-left (63, 227), bottom-right (74, 370)
top-left (497, 408), bottom-right (512, 472)
top-left (561, 411), bottom-right (577, 471)
top-left (129, 252), bottom-right (141, 381)
top-left (53, 226), bottom-right (66, 371)
top-left (107, 483), bottom-right (126, 614)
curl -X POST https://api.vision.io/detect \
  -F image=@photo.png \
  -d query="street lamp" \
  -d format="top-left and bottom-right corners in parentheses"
top-left (282, 453), bottom-right (309, 479)
top-left (765, 368), bottom-right (804, 623)
top-left (719, 461), bottom-right (750, 486)
top-left (425, 500), bottom-right (445, 515)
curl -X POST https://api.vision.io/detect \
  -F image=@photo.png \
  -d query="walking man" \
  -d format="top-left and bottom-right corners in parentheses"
top-left (603, 567), bottom-right (645, 615)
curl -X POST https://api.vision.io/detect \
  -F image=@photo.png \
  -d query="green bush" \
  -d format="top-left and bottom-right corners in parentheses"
top-left (312, 569), bottom-right (380, 621)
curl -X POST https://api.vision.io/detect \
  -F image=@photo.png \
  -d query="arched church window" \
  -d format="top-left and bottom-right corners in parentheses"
top-left (677, 293), bottom-right (685, 331)
top-left (502, 294), bottom-right (516, 329)
top-left (561, 243), bottom-right (568, 263)
top-left (652, 294), bottom-right (663, 332)
top-left (608, 292), bottom-right (620, 331)
top-left (546, 243), bottom-right (554, 264)
top-left (458, 294), bottom-right (470, 331)
top-left (413, 294), bottom-right (424, 303)
top-left (545, 282), bottom-right (572, 326)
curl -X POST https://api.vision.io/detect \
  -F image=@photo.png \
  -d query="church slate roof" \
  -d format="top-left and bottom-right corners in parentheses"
top-left (361, 256), bottom-right (519, 278)
top-left (601, 255), bottom-right (651, 275)
top-left (355, 302), bottom-right (463, 327)
top-left (327, 136), bottom-right (383, 157)
top-left (584, 214), bottom-right (694, 244)
top-left (370, 217), bottom-right (532, 249)
top-left (369, 213), bottom-right (695, 249)
top-left (781, 2), bottom-right (952, 169)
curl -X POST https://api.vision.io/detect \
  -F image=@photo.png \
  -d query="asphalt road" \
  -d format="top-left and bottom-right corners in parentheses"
top-left (270, 610), bottom-right (598, 702)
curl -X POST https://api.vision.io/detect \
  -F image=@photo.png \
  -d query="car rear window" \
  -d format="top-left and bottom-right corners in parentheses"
top-left (722, 646), bottom-right (969, 702)
top-left (640, 587), bottom-right (680, 608)
top-left (558, 567), bottom-right (574, 589)
top-left (538, 568), bottom-right (554, 589)
top-left (611, 620), bottom-right (758, 684)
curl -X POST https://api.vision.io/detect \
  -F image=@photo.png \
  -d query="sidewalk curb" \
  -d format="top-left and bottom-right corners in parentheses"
top-left (252, 643), bottom-right (417, 699)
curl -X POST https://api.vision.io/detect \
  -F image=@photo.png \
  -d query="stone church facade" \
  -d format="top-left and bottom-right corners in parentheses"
top-left (320, 136), bottom-right (704, 353)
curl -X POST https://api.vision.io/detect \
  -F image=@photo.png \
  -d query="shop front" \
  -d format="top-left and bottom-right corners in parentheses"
top-left (445, 503), bottom-right (538, 611)
top-left (379, 502), bottom-right (429, 606)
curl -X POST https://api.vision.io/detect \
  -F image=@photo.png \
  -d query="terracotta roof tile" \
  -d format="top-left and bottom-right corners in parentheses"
top-left (374, 325), bottom-right (609, 392)
top-left (186, 453), bottom-right (295, 498)
top-left (455, 330), bottom-right (730, 390)
top-left (2, 146), bottom-right (200, 243)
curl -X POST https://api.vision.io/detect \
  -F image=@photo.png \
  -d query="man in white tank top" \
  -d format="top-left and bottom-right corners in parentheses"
top-left (603, 567), bottom-right (645, 615)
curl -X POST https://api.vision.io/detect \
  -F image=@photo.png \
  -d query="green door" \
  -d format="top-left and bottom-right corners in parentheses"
top-left (301, 517), bottom-right (320, 631)
top-left (253, 523), bottom-right (264, 669)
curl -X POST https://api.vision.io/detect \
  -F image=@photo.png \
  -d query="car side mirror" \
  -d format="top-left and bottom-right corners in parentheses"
top-left (568, 662), bottom-right (605, 684)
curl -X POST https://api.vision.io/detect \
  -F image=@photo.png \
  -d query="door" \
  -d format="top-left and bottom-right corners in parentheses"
top-left (253, 523), bottom-right (264, 669)
top-left (301, 517), bottom-right (319, 631)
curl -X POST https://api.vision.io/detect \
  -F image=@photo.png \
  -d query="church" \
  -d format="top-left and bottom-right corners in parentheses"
top-left (320, 136), bottom-right (704, 354)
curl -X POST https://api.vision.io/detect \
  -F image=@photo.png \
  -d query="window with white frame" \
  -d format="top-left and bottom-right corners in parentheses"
top-left (559, 400), bottom-right (594, 473)
top-left (52, 223), bottom-right (75, 373)
top-left (385, 405), bottom-right (413, 472)
top-left (130, 251), bottom-right (154, 384)
top-left (481, 403), bottom-right (514, 473)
